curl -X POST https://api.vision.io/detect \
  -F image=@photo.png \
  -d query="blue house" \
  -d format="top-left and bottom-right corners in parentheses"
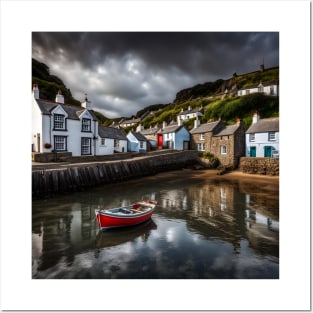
top-left (157, 123), bottom-right (190, 150)
top-left (127, 131), bottom-right (148, 153)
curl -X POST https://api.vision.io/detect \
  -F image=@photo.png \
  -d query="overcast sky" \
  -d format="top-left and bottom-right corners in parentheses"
top-left (32, 32), bottom-right (279, 118)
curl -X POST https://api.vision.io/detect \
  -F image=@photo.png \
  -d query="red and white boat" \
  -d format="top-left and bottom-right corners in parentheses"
top-left (95, 200), bottom-right (157, 230)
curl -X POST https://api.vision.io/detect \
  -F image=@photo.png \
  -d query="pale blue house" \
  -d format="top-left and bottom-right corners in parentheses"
top-left (158, 124), bottom-right (190, 150)
top-left (127, 131), bottom-right (148, 153)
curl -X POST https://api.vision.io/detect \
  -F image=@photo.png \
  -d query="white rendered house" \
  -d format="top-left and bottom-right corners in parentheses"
top-left (98, 126), bottom-right (128, 155)
top-left (177, 106), bottom-right (203, 121)
top-left (237, 80), bottom-right (279, 97)
top-left (32, 84), bottom-right (99, 156)
top-left (245, 113), bottom-right (279, 157)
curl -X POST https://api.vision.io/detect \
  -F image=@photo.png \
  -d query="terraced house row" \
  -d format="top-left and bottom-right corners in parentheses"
top-left (32, 85), bottom-right (279, 168)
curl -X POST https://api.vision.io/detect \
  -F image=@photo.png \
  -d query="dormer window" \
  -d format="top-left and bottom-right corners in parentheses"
top-left (82, 118), bottom-right (91, 132)
top-left (53, 114), bottom-right (66, 130)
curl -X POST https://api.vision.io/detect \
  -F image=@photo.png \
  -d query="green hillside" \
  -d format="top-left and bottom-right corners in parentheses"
top-left (32, 58), bottom-right (82, 106)
top-left (139, 93), bottom-right (279, 131)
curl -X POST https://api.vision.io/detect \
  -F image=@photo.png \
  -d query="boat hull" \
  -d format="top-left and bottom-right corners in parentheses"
top-left (95, 201), bottom-right (156, 230)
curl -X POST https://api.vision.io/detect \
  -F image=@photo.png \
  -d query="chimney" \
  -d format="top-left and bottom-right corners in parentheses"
top-left (82, 94), bottom-right (91, 109)
top-left (252, 112), bottom-right (260, 124)
top-left (162, 121), bottom-right (167, 129)
top-left (188, 105), bottom-right (191, 111)
top-left (178, 117), bottom-right (182, 126)
top-left (194, 117), bottom-right (200, 129)
top-left (32, 84), bottom-right (39, 99)
top-left (136, 123), bottom-right (143, 132)
top-left (236, 118), bottom-right (242, 126)
top-left (55, 90), bottom-right (64, 104)
top-left (260, 64), bottom-right (264, 72)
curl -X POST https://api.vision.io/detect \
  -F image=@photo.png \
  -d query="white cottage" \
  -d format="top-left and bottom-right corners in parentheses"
top-left (32, 85), bottom-right (99, 156)
top-left (178, 106), bottom-right (203, 121)
top-left (98, 126), bottom-right (128, 154)
top-left (245, 113), bottom-right (279, 157)
top-left (237, 80), bottom-right (279, 97)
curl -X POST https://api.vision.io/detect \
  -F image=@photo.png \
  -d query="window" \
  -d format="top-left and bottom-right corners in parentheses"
top-left (258, 85), bottom-right (264, 93)
top-left (114, 139), bottom-right (119, 148)
top-left (82, 118), bottom-right (91, 132)
top-left (81, 137), bottom-right (91, 155)
top-left (249, 133), bottom-right (255, 142)
top-left (199, 133), bottom-right (205, 140)
top-left (220, 146), bottom-right (227, 155)
top-left (197, 143), bottom-right (205, 151)
top-left (269, 132), bottom-right (276, 141)
top-left (101, 138), bottom-right (106, 146)
top-left (140, 141), bottom-right (144, 149)
top-left (54, 136), bottom-right (67, 151)
top-left (270, 86), bottom-right (274, 95)
top-left (246, 89), bottom-right (250, 95)
top-left (53, 114), bottom-right (66, 130)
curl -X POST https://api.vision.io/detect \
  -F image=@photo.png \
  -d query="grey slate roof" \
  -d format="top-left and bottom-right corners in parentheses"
top-left (178, 108), bottom-right (202, 115)
top-left (120, 118), bottom-right (141, 125)
top-left (159, 125), bottom-right (183, 134)
top-left (128, 131), bottom-right (148, 141)
top-left (178, 107), bottom-right (203, 116)
top-left (140, 127), bottom-right (160, 135)
top-left (35, 99), bottom-right (98, 121)
top-left (239, 79), bottom-right (279, 90)
top-left (246, 117), bottom-right (279, 134)
top-left (214, 124), bottom-right (240, 136)
top-left (98, 126), bottom-right (127, 140)
top-left (190, 121), bottom-right (221, 134)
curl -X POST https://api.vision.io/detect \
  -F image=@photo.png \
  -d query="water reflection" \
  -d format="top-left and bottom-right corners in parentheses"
top-left (32, 171), bottom-right (279, 279)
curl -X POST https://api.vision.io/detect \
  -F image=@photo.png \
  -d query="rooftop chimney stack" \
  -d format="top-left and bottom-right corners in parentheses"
top-left (252, 112), bottom-right (260, 124)
top-left (82, 94), bottom-right (91, 109)
top-left (33, 84), bottom-right (39, 99)
top-left (194, 117), bottom-right (200, 129)
top-left (236, 118), bottom-right (242, 126)
top-left (55, 90), bottom-right (64, 104)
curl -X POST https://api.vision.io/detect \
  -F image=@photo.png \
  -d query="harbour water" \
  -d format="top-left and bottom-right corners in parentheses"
top-left (32, 170), bottom-right (279, 279)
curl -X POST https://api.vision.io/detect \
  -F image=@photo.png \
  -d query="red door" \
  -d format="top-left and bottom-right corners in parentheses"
top-left (157, 134), bottom-right (163, 148)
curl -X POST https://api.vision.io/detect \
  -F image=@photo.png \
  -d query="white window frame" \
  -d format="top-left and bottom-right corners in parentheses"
top-left (114, 139), bottom-right (120, 148)
top-left (53, 114), bottom-right (66, 130)
top-left (197, 143), bottom-right (205, 151)
top-left (101, 138), bottom-right (106, 146)
top-left (220, 146), bottom-right (227, 155)
top-left (268, 132), bottom-right (276, 141)
top-left (249, 133), bottom-right (255, 142)
top-left (81, 137), bottom-right (91, 155)
top-left (199, 133), bottom-right (205, 140)
top-left (54, 136), bottom-right (67, 151)
top-left (82, 118), bottom-right (91, 132)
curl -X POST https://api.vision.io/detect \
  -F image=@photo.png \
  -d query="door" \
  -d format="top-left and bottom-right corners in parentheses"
top-left (250, 146), bottom-right (256, 157)
top-left (183, 141), bottom-right (189, 150)
top-left (37, 133), bottom-right (41, 152)
top-left (264, 146), bottom-right (272, 157)
top-left (157, 134), bottom-right (163, 149)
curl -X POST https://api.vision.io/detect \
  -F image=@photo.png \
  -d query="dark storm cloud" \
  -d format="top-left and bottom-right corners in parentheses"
top-left (32, 32), bottom-right (279, 118)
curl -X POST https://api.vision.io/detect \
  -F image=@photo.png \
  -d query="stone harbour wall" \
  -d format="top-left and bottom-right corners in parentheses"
top-left (239, 157), bottom-right (279, 176)
top-left (32, 150), bottom-right (199, 198)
